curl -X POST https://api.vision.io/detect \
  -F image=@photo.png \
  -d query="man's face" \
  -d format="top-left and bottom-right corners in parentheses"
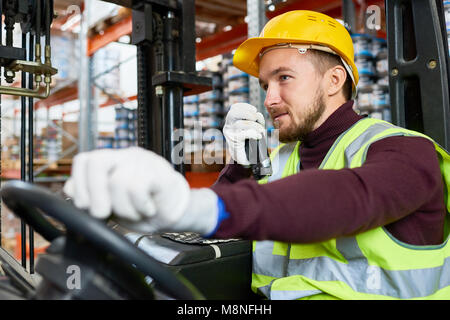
top-left (258, 48), bottom-right (327, 142)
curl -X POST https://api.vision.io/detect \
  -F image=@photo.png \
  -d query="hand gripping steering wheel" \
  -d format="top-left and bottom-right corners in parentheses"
top-left (0, 180), bottom-right (204, 300)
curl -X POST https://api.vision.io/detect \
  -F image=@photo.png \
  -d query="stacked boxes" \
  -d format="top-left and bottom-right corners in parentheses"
top-left (45, 124), bottom-right (62, 162)
top-left (183, 94), bottom-right (202, 154)
top-left (113, 106), bottom-right (137, 149)
top-left (183, 71), bottom-right (225, 155)
top-left (223, 58), bottom-right (250, 113)
top-left (62, 122), bottom-right (79, 159)
top-left (1, 137), bottom-right (19, 172)
top-left (33, 136), bottom-right (46, 160)
top-left (198, 72), bottom-right (224, 131)
top-left (97, 134), bottom-right (114, 149)
top-left (198, 72), bottom-right (224, 150)
top-left (184, 95), bottom-right (199, 125)
top-left (352, 34), bottom-right (391, 121)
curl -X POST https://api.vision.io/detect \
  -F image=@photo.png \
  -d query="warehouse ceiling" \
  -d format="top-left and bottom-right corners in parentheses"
top-left (195, 0), bottom-right (295, 38)
top-left (195, 0), bottom-right (247, 38)
top-left (51, 0), bottom-right (298, 39)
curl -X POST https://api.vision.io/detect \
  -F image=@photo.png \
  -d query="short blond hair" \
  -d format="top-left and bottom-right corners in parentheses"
top-left (306, 50), bottom-right (353, 101)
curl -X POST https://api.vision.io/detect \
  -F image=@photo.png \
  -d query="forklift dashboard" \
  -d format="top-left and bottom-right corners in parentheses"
top-left (0, 180), bottom-right (256, 300)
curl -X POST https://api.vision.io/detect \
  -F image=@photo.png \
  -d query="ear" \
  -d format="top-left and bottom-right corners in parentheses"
top-left (325, 65), bottom-right (347, 97)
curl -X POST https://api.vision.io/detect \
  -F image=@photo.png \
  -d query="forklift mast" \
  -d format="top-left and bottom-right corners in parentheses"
top-left (386, 0), bottom-right (450, 149)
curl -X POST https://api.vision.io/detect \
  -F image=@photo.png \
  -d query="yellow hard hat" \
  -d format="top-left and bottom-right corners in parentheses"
top-left (233, 10), bottom-right (359, 96)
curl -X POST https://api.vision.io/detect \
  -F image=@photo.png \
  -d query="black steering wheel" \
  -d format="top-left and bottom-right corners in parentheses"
top-left (0, 180), bottom-right (204, 300)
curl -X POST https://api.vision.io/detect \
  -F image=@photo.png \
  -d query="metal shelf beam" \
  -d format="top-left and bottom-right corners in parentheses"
top-left (87, 15), bottom-right (132, 56)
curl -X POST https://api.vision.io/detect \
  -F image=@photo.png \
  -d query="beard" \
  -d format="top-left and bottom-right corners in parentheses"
top-left (276, 90), bottom-right (326, 143)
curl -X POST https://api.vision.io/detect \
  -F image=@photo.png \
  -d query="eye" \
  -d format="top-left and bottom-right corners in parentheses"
top-left (280, 75), bottom-right (291, 81)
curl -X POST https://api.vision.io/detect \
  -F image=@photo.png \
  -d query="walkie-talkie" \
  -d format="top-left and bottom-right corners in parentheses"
top-left (245, 137), bottom-right (272, 180)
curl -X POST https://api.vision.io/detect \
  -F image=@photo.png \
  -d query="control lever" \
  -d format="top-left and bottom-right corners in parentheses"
top-left (245, 138), bottom-right (272, 180)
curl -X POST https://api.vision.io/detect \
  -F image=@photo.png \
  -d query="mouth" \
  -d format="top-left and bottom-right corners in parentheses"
top-left (273, 112), bottom-right (289, 122)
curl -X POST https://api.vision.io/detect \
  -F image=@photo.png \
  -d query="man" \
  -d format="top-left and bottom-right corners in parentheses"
top-left (64, 10), bottom-right (450, 299)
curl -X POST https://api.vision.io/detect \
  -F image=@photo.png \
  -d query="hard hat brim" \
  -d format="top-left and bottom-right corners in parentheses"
top-left (233, 37), bottom-right (359, 98)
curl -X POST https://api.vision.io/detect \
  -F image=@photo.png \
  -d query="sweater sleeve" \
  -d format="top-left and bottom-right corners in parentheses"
top-left (210, 136), bottom-right (445, 244)
top-left (212, 163), bottom-right (253, 186)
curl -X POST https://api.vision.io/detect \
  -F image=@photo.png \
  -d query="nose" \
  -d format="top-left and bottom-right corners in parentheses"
top-left (264, 83), bottom-right (281, 110)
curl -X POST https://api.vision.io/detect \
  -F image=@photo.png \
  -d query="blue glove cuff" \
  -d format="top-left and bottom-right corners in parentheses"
top-left (204, 197), bottom-right (230, 238)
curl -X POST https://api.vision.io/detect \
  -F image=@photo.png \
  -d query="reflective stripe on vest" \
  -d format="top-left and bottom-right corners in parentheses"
top-left (252, 117), bottom-right (450, 300)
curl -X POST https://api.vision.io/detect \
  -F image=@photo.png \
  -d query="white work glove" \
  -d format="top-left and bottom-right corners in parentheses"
top-left (63, 147), bottom-right (220, 235)
top-left (223, 103), bottom-right (266, 166)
